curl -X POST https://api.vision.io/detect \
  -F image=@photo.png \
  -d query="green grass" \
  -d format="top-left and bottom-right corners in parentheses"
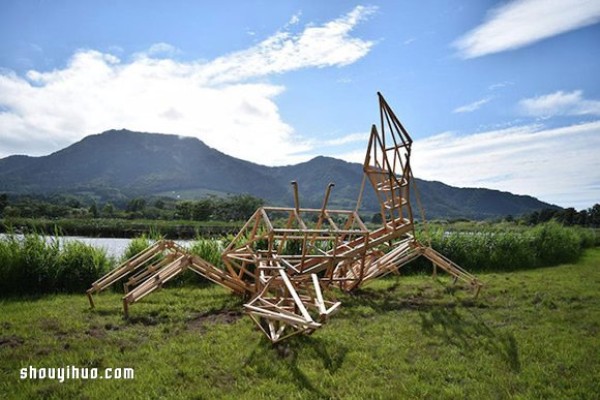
top-left (1, 249), bottom-right (600, 399)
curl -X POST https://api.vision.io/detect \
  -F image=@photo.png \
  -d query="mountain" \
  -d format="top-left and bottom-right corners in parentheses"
top-left (0, 129), bottom-right (560, 219)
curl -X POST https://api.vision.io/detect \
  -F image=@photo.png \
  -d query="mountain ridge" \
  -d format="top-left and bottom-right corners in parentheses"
top-left (0, 129), bottom-right (560, 219)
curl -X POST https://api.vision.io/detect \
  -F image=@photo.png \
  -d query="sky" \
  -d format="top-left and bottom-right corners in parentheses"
top-left (0, 0), bottom-right (599, 210)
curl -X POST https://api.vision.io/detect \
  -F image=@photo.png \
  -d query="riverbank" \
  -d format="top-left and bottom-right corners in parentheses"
top-left (0, 217), bottom-right (242, 239)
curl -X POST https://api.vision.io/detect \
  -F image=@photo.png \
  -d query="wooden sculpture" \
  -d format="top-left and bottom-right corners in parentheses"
top-left (87, 93), bottom-right (482, 343)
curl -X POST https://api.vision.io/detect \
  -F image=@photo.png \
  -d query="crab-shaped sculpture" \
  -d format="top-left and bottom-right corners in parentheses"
top-left (87, 93), bottom-right (482, 343)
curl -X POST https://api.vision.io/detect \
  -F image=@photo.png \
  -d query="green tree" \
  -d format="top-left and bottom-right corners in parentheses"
top-left (126, 198), bottom-right (146, 213)
top-left (557, 207), bottom-right (576, 226)
top-left (574, 209), bottom-right (588, 226)
top-left (176, 201), bottom-right (193, 220)
top-left (371, 213), bottom-right (383, 224)
top-left (3, 205), bottom-right (20, 218)
top-left (102, 203), bottom-right (115, 217)
top-left (222, 195), bottom-right (263, 221)
top-left (89, 202), bottom-right (99, 218)
top-left (192, 199), bottom-right (213, 221)
top-left (590, 204), bottom-right (600, 228)
top-left (0, 193), bottom-right (8, 216)
top-left (539, 208), bottom-right (558, 223)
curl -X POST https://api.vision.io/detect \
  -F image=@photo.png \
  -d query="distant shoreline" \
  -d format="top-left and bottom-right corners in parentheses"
top-left (0, 217), bottom-right (242, 240)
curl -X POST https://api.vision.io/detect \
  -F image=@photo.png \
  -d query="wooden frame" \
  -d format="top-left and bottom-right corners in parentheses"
top-left (86, 93), bottom-right (482, 342)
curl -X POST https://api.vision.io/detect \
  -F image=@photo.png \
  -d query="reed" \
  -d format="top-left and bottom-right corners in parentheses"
top-left (0, 232), bottom-right (110, 296)
top-left (0, 222), bottom-right (595, 296)
top-left (189, 238), bottom-right (224, 268)
top-left (416, 221), bottom-right (597, 272)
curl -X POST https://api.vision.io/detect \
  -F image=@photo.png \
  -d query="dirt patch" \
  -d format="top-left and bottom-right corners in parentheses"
top-left (104, 323), bottom-right (120, 331)
top-left (188, 310), bottom-right (243, 332)
top-left (35, 347), bottom-right (52, 356)
top-left (127, 315), bottom-right (164, 326)
top-left (0, 335), bottom-right (24, 348)
top-left (39, 318), bottom-right (62, 331)
top-left (85, 326), bottom-right (106, 339)
top-left (39, 318), bottom-right (70, 339)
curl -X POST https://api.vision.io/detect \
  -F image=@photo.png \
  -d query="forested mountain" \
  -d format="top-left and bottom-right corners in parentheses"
top-left (0, 130), bottom-right (560, 219)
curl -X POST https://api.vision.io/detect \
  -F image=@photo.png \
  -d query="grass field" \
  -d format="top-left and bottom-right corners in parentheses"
top-left (1, 249), bottom-right (600, 399)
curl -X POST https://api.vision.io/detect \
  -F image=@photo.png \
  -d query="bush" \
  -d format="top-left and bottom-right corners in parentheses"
top-left (0, 234), bottom-right (60, 295)
top-left (416, 221), bottom-right (596, 273)
top-left (0, 233), bottom-right (110, 296)
top-left (121, 235), bottom-right (153, 261)
top-left (57, 241), bottom-right (111, 292)
top-left (572, 226), bottom-right (598, 248)
top-left (169, 239), bottom-right (225, 286)
top-left (189, 239), bottom-right (223, 268)
top-left (531, 221), bottom-right (580, 266)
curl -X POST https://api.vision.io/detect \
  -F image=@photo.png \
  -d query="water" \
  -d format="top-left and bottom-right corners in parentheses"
top-left (0, 234), bottom-right (192, 259)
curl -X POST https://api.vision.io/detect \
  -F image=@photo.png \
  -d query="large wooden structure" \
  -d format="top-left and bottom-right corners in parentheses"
top-left (87, 93), bottom-right (482, 342)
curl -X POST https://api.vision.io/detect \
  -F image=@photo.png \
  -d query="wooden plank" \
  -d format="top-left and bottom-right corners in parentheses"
top-left (278, 269), bottom-right (313, 322)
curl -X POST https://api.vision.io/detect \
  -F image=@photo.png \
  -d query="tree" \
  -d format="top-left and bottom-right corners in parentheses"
top-left (102, 203), bottom-right (115, 217)
top-left (538, 208), bottom-right (557, 223)
top-left (176, 201), bottom-right (193, 220)
top-left (192, 199), bottom-right (213, 221)
top-left (574, 209), bottom-right (588, 226)
top-left (0, 193), bottom-right (7, 216)
top-left (590, 203), bottom-right (600, 228)
top-left (67, 198), bottom-right (81, 208)
top-left (89, 202), bottom-right (99, 218)
top-left (526, 211), bottom-right (539, 225)
top-left (3, 206), bottom-right (20, 218)
top-left (222, 195), bottom-right (263, 221)
top-left (371, 213), bottom-right (383, 224)
top-left (126, 198), bottom-right (146, 213)
top-left (557, 207), bottom-right (576, 226)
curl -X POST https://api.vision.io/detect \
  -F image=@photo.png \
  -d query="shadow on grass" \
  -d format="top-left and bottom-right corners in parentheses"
top-left (244, 335), bottom-right (348, 397)
top-left (0, 293), bottom-right (52, 303)
top-left (419, 307), bottom-right (521, 372)
top-left (337, 278), bottom-right (520, 372)
top-left (338, 278), bottom-right (481, 315)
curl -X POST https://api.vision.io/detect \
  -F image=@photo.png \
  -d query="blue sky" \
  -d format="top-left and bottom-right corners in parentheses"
top-left (0, 0), bottom-right (599, 209)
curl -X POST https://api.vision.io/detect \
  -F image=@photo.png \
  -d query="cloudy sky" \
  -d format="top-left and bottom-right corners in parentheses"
top-left (1, 0), bottom-right (599, 209)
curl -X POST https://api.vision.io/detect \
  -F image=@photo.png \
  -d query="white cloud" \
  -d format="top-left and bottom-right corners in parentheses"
top-left (453, 97), bottom-right (491, 113)
top-left (519, 90), bottom-right (600, 117)
top-left (333, 121), bottom-right (600, 208)
top-left (323, 132), bottom-right (368, 146)
top-left (196, 5), bottom-right (376, 85)
top-left (0, 6), bottom-right (376, 165)
top-left (299, 117), bottom-right (600, 208)
top-left (454, 0), bottom-right (600, 58)
top-left (143, 42), bottom-right (181, 58)
top-left (488, 81), bottom-right (513, 91)
top-left (288, 11), bottom-right (302, 26)
top-left (410, 122), bottom-right (600, 209)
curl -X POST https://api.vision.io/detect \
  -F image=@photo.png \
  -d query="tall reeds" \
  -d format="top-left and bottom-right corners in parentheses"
top-left (0, 233), bottom-right (110, 296)
top-left (0, 222), bottom-right (595, 296)
top-left (418, 221), bottom-right (597, 272)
